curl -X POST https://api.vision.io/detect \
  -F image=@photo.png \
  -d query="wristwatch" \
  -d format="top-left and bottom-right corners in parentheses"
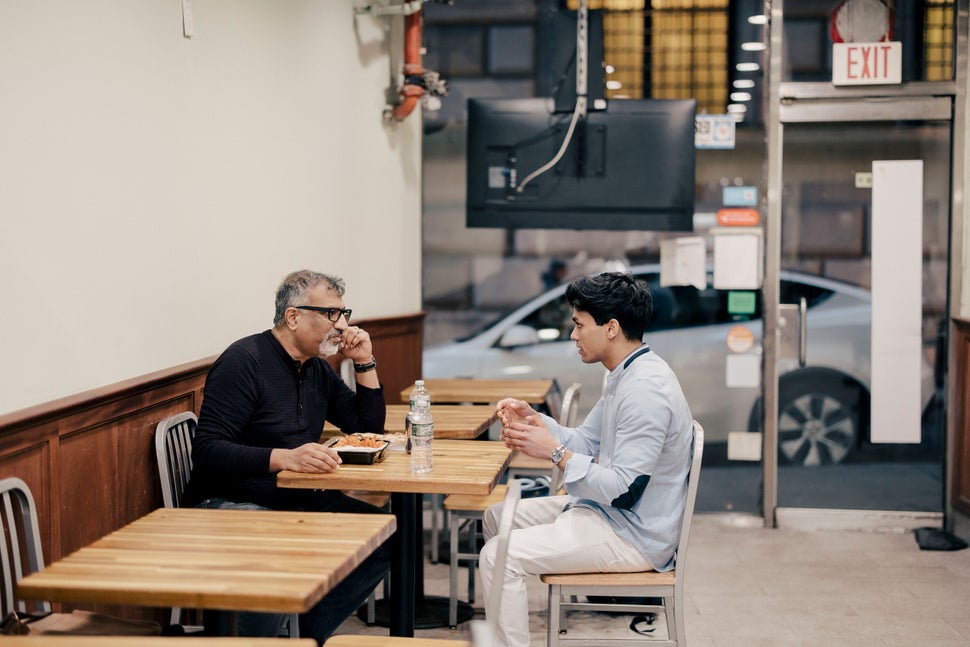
top-left (550, 444), bottom-right (567, 465)
top-left (353, 356), bottom-right (377, 373)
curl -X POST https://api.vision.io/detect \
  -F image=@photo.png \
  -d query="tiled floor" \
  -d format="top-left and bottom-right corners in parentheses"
top-left (331, 514), bottom-right (970, 646)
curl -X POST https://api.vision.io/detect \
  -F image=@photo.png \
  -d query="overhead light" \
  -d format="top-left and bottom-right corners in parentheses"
top-left (748, 14), bottom-right (768, 25)
top-left (736, 62), bottom-right (760, 72)
top-left (606, 80), bottom-right (623, 90)
top-left (733, 79), bottom-right (756, 89)
top-left (741, 42), bottom-right (766, 51)
top-left (604, 64), bottom-right (615, 74)
top-left (730, 92), bottom-right (752, 102)
top-left (727, 104), bottom-right (748, 114)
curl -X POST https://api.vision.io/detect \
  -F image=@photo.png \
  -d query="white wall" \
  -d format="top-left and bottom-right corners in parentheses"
top-left (0, 0), bottom-right (422, 414)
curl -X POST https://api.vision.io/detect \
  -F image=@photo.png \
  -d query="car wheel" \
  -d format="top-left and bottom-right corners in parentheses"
top-left (777, 376), bottom-right (863, 466)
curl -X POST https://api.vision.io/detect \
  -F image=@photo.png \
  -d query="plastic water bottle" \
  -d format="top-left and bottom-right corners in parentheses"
top-left (409, 398), bottom-right (434, 473)
top-left (407, 380), bottom-right (431, 454)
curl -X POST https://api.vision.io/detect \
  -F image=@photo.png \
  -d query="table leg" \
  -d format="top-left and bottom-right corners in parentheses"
top-left (389, 492), bottom-right (416, 637)
top-left (362, 492), bottom-right (475, 631)
top-left (202, 610), bottom-right (238, 636)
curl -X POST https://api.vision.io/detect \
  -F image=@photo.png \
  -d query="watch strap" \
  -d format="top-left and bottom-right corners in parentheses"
top-left (550, 444), bottom-right (567, 465)
top-left (353, 356), bottom-right (377, 373)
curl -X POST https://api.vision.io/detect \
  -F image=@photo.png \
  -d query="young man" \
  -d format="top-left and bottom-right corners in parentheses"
top-left (183, 270), bottom-right (389, 644)
top-left (480, 271), bottom-right (694, 647)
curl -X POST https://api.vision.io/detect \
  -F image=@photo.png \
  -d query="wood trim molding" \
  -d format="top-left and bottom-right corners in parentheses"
top-left (0, 358), bottom-right (214, 435)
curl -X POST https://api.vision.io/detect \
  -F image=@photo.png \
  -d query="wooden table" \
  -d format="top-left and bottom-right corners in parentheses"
top-left (16, 507), bottom-right (395, 628)
top-left (324, 404), bottom-right (498, 440)
top-left (278, 440), bottom-right (511, 637)
top-left (399, 378), bottom-right (556, 407)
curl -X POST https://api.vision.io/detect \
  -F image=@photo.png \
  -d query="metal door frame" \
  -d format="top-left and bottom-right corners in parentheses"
top-left (763, 0), bottom-right (968, 528)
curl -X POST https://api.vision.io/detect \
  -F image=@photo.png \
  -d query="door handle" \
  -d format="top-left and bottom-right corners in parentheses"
top-left (798, 296), bottom-right (807, 368)
top-left (777, 299), bottom-right (808, 366)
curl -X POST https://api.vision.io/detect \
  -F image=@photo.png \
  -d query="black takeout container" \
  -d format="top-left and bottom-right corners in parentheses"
top-left (325, 437), bottom-right (390, 464)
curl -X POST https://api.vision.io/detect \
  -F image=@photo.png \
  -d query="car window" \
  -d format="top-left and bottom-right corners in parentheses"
top-left (779, 279), bottom-right (834, 307)
top-left (639, 273), bottom-right (762, 332)
top-left (643, 276), bottom-right (835, 333)
top-left (508, 274), bottom-right (837, 343)
top-left (518, 295), bottom-right (574, 343)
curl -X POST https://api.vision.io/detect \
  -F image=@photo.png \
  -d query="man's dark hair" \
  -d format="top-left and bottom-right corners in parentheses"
top-left (565, 272), bottom-right (653, 342)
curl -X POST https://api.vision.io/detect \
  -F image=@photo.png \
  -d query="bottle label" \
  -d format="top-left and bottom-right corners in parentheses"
top-left (405, 412), bottom-right (412, 452)
top-left (411, 422), bottom-right (434, 438)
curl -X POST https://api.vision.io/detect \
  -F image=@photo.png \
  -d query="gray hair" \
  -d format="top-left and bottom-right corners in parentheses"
top-left (273, 270), bottom-right (346, 326)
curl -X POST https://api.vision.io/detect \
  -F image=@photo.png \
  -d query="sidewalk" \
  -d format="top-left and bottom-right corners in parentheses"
top-left (332, 514), bottom-right (970, 645)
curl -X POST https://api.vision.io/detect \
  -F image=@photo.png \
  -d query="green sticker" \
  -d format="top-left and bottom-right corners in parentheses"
top-left (727, 291), bottom-right (756, 315)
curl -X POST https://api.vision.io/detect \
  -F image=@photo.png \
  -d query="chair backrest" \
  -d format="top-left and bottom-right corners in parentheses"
top-left (559, 382), bottom-right (581, 427)
top-left (0, 477), bottom-right (50, 616)
top-left (339, 357), bottom-right (356, 392)
top-left (545, 379), bottom-right (563, 423)
top-left (155, 412), bottom-right (198, 509)
top-left (674, 420), bottom-right (704, 573)
top-left (470, 478), bottom-right (522, 646)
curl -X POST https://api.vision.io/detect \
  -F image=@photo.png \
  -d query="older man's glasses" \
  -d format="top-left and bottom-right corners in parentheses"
top-left (294, 306), bottom-right (352, 322)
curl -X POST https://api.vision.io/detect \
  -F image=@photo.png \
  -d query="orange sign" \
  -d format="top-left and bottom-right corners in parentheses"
top-left (716, 208), bottom-right (760, 227)
top-left (726, 325), bottom-right (755, 354)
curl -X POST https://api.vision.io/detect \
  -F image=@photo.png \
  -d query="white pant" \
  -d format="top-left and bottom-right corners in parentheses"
top-left (480, 495), bottom-right (653, 647)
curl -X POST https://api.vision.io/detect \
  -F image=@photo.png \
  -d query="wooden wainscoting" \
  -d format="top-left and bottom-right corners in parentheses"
top-left (0, 312), bottom-right (423, 621)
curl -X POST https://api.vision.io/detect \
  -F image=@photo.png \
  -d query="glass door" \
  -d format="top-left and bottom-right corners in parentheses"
top-left (772, 113), bottom-right (949, 515)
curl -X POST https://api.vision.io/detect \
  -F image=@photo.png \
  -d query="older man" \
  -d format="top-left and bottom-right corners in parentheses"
top-left (184, 269), bottom-right (389, 644)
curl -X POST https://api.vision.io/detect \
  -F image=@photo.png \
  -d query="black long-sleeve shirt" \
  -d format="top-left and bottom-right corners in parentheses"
top-left (183, 330), bottom-right (386, 509)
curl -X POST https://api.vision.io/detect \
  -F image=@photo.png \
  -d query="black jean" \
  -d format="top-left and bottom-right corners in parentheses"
top-left (198, 490), bottom-right (391, 645)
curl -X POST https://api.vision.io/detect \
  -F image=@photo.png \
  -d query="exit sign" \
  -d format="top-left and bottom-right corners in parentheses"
top-left (832, 41), bottom-right (902, 85)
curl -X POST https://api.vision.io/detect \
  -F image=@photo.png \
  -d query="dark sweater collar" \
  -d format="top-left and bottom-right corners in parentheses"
top-left (262, 329), bottom-right (303, 373)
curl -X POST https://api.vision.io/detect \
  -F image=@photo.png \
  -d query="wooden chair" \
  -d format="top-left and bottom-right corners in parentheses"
top-left (540, 420), bottom-right (705, 647)
top-left (440, 384), bottom-right (577, 628)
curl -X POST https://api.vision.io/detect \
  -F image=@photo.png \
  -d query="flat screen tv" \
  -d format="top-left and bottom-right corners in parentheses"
top-left (466, 97), bottom-right (697, 231)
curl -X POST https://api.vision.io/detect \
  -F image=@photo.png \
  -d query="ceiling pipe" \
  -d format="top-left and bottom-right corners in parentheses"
top-left (388, 8), bottom-right (424, 121)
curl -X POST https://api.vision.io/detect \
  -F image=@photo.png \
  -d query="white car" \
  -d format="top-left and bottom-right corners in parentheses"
top-left (423, 265), bottom-right (936, 466)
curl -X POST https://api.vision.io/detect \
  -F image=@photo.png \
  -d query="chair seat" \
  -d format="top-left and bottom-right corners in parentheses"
top-left (541, 569), bottom-right (675, 587)
top-left (443, 484), bottom-right (507, 512)
top-left (344, 490), bottom-right (392, 509)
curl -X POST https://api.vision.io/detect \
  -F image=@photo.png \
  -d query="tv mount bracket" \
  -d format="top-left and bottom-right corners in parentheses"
top-left (575, 0), bottom-right (588, 118)
top-left (515, 0), bottom-right (591, 193)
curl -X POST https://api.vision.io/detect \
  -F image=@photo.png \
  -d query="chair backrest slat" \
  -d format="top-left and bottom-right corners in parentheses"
top-left (558, 382), bottom-right (581, 427)
top-left (155, 412), bottom-right (199, 509)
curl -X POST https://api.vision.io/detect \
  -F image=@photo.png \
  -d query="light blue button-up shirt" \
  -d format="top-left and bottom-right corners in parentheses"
top-left (543, 344), bottom-right (694, 571)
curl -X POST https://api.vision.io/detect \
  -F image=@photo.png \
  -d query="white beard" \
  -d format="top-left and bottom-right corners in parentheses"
top-left (319, 335), bottom-right (341, 358)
